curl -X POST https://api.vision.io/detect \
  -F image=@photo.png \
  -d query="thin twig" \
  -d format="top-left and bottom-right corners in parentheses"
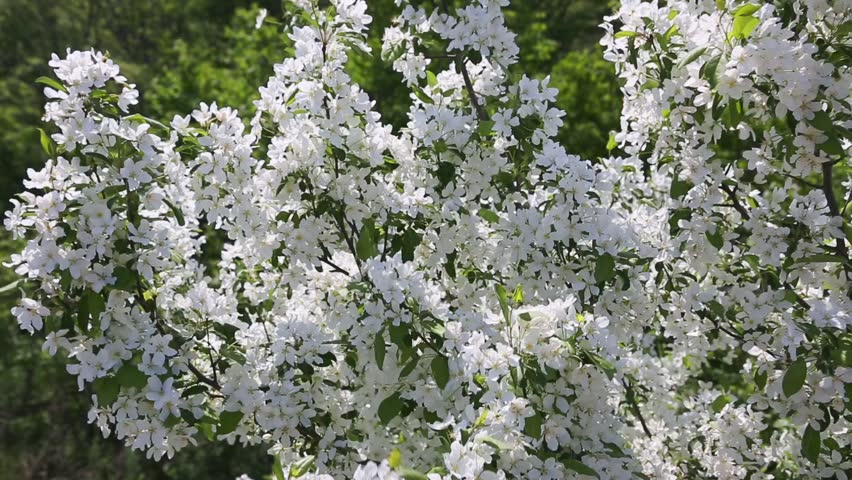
top-left (439, 0), bottom-right (488, 121)
top-left (319, 254), bottom-right (350, 276)
top-left (720, 184), bottom-right (750, 220)
top-left (781, 173), bottom-right (820, 189)
top-left (186, 362), bottom-right (221, 390)
top-left (623, 379), bottom-right (653, 438)
top-left (783, 281), bottom-right (811, 310)
top-left (821, 162), bottom-right (850, 279)
top-left (456, 56), bottom-right (487, 121)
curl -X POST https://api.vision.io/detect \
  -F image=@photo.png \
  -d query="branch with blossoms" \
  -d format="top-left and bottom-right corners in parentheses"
top-left (5, 0), bottom-right (852, 478)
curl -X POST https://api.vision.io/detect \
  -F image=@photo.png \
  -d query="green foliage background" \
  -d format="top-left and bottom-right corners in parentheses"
top-left (0, 0), bottom-right (619, 477)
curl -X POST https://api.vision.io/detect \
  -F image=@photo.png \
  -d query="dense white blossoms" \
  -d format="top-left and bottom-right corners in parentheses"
top-left (4, 0), bottom-right (851, 478)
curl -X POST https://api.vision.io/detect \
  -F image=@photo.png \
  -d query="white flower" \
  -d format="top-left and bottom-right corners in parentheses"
top-left (12, 298), bottom-right (49, 334)
top-left (255, 8), bottom-right (268, 29)
top-left (146, 376), bottom-right (180, 417)
top-left (8, 1), bottom-right (852, 476)
top-left (119, 158), bottom-right (153, 190)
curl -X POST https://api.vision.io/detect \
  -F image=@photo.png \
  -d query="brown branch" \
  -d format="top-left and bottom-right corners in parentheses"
top-left (438, 0), bottom-right (488, 122)
top-left (821, 162), bottom-right (850, 279)
top-left (623, 379), bottom-right (653, 438)
top-left (783, 281), bottom-right (812, 310)
top-left (186, 362), bottom-right (221, 390)
top-left (720, 184), bottom-right (750, 220)
top-left (455, 56), bottom-right (487, 121)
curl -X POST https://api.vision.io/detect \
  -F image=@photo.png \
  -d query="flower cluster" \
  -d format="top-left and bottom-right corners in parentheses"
top-left (4, 0), bottom-right (851, 478)
top-left (600, 0), bottom-right (852, 477)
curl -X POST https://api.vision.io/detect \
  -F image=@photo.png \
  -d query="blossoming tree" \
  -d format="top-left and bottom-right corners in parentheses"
top-left (4, 0), bottom-right (852, 478)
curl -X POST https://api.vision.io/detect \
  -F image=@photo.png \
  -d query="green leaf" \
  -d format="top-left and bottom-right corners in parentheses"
top-left (512, 285), bottom-right (524, 304)
top-left (413, 87), bottom-right (433, 105)
top-left (588, 353), bottom-right (617, 379)
top-left (381, 43), bottom-right (406, 64)
top-left (732, 4), bottom-right (760, 16)
top-left (399, 355), bottom-right (419, 378)
top-left (435, 161), bottom-right (456, 190)
top-left (701, 54), bottom-right (724, 89)
top-left (562, 459), bottom-right (600, 479)
top-left (670, 176), bottom-right (693, 199)
top-left (0, 279), bottom-right (21, 295)
top-left (615, 30), bottom-right (638, 38)
top-left (782, 358), bottom-right (807, 397)
top-left (705, 228), bottom-right (724, 249)
top-left (755, 369), bottom-right (767, 390)
top-left (93, 376), bottom-right (120, 405)
top-left (162, 198), bottom-right (186, 226)
top-left (77, 290), bottom-right (105, 333)
top-left (401, 229), bottom-right (420, 263)
top-left (478, 209), bottom-right (500, 224)
top-left (163, 415), bottom-right (182, 428)
top-left (431, 355), bottom-right (450, 390)
top-left (36, 76), bottom-right (67, 92)
top-left (388, 448), bottom-right (402, 469)
top-left (524, 412), bottom-right (543, 439)
top-left (289, 455), bottom-right (316, 478)
top-left (825, 436), bottom-right (840, 451)
top-left (836, 21), bottom-right (852, 38)
top-left (641, 79), bottom-right (660, 91)
top-left (123, 114), bottom-right (168, 130)
top-left (676, 47), bottom-right (707, 71)
top-left (426, 71), bottom-right (438, 88)
top-left (731, 14), bottom-right (760, 39)
top-left (112, 266), bottom-right (137, 292)
top-left (389, 323), bottom-right (409, 348)
top-left (606, 133), bottom-right (617, 152)
top-left (37, 128), bottom-right (56, 157)
top-left (400, 469), bottom-right (429, 480)
top-left (86, 291), bottom-right (106, 325)
top-left (378, 392), bottom-right (403, 425)
top-left (218, 410), bottom-right (243, 435)
top-left (594, 253), bottom-right (616, 284)
top-left (810, 110), bottom-right (834, 132)
top-left (474, 409), bottom-right (488, 428)
top-left (832, 342), bottom-right (852, 367)
top-left (711, 394), bottom-right (731, 413)
top-left (375, 330), bottom-right (386, 370)
top-left (495, 284), bottom-right (510, 322)
top-left (819, 135), bottom-right (845, 156)
top-left (182, 384), bottom-right (209, 397)
top-left (796, 254), bottom-right (847, 264)
top-left (481, 436), bottom-right (512, 451)
top-left (272, 456), bottom-right (286, 480)
top-left (801, 425), bottom-right (821, 463)
top-left (477, 120), bottom-right (495, 136)
top-left (198, 421), bottom-right (215, 441)
top-left (116, 362), bottom-right (148, 389)
top-left (664, 24), bottom-right (679, 41)
top-left (356, 219), bottom-right (379, 260)
top-left (445, 251), bottom-right (457, 280)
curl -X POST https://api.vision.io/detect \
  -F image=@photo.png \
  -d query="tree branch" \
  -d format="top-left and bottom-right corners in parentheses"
top-left (720, 184), bottom-right (750, 220)
top-left (623, 379), bottom-right (653, 438)
top-left (455, 55), bottom-right (487, 122)
top-left (438, 0), bottom-right (488, 121)
top-left (821, 162), bottom-right (850, 278)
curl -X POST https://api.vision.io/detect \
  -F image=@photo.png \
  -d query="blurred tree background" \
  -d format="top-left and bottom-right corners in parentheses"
top-left (0, 0), bottom-right (619, 478)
